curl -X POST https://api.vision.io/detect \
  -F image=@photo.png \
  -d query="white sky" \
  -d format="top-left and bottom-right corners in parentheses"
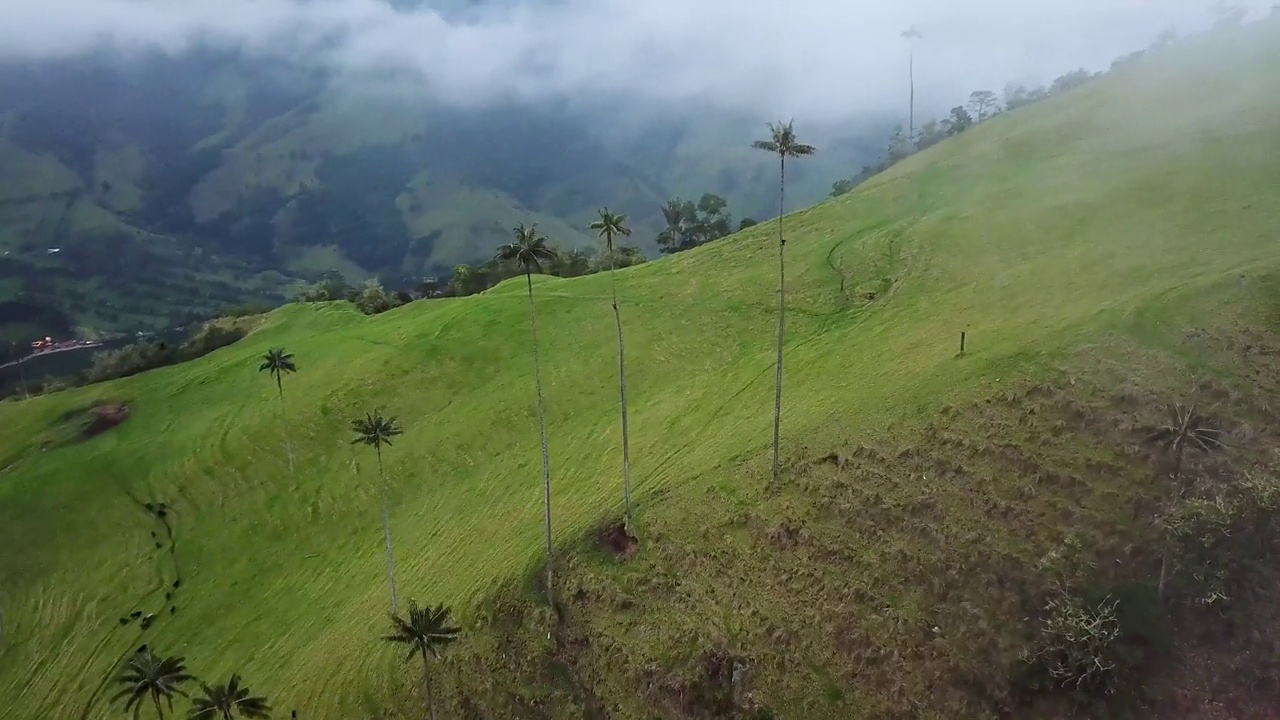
top-left (0, 0), bottom-right (1270, 120)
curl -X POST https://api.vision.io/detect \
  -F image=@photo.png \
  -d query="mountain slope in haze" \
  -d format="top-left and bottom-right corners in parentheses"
top-left (0, 48), bottom-right (886, 347)
top-left (3, 17), bottom-right (1279, 720)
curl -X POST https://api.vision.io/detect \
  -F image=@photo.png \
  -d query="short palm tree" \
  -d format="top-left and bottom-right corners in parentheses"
top-left (352, 409), bottom-right (405, 614)
top-left (1147, 403), bottom-right (1226, 480)
top-left (384, 600), bottom-right (460, 720)
top-left (187, 674), bottom-right (271, 720)
top-left (496, 223), bottom-right (560, 603)
top-left (752, 120), bottom-right (816, 483)
top-left (111, 649), bottom-right (194, 720)
top-left (258, 348), bottom-right (298, 473)
top-left (589, 208), bottom-right (636, 530)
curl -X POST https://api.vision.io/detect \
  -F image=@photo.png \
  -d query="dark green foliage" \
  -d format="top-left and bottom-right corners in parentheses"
top-left (656, 193), bottom-right (736, 254)
top-left (351, 410), bottom-right (403, 452)
top-left (294, 271), bottom-right (355, 303)
top-left (187, 674), bottom-right (271, 719)
top-left (352, 279), bottom-right (403, 316)
top-left (286, 147), bottom-right (419, 271)
top-left (84, 324), bottom-right (247, 385)
top-left (111, 649), bottom-right (194, 719)
top-left (385, 601), bottom-right (460, 720)
top-left (258, 348), bottom-right (296, 389)
top-left (945, 106), bottom-right (975, 135)
top-left (496, 223), bottom-right (559, 274)
top-left (385, 600), bottom-right (460, 661)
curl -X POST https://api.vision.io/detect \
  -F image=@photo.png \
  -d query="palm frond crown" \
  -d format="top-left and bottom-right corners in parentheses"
top-left (589, 208), bottom-right (632, 252)
top-left (1147, 403), bottom-right (1227, 458)
top-left (384, 600), bottom-right (461, 662)
top-left (111, 650), bottom-right (194, 718)
top-left (496, 223), bottom-right (559, 274)
top-left (187, 674), bottom-right (271, 719)
top-left (351, 410), bottom-right (403, 450)
top-left (752, 120), bottom-right (817, 158)
top-left (258, 348), bottom-right (296, 378)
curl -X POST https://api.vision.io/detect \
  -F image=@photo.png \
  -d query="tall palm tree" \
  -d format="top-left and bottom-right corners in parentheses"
top-left (589, 208), bottom-right (636, 530)
top-left (352, 410), bottom-right (405, 614)
top-left (384, 600), bottom-right (460, 720)
top-left (496, 223), bottom-right (560, 603)
top-left (752, 121), bottom-right (816, 484)
top-left (111, 649), bottom-right (194, 720)
top-left (901, 26), bottom-right (923, 147)
top-left (187, 675), bottom-right (271, 720)
top-left (258, 348), bottom-right (297, 473)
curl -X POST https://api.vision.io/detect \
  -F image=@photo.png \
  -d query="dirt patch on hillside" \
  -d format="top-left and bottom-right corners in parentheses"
top-left (596, 521), bottom-right (638, 560)
top-left (82, 404), bottom-right (130, 439)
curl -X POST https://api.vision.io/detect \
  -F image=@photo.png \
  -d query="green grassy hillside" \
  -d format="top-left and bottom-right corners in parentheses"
top-left (2, 20), bottom-right (1280, 720)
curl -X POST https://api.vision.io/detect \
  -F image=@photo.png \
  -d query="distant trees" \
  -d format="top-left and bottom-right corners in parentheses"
top-left (945, 106), bottom-right (975, 136)
top-left (967, 90), bottom-right (999, 122)
top-left (1004, 83), bottom-right (1049, 112)
top-left (752, 120), bottom-right (816, 483)
top-left (496, 224), bottom-right (560, 603)
top-left (353, 279), bottom-right (402, 315)
top-left (384, 600), bottom-right (460, 720)
top-left (590, 208), bottom-right (637, 529)
top-left (352, 410), bottom-right (406, 614)
top-left (112, 650), bottom-right (194, 720)
top-left (259, 348), bottom-right (298, 473)
top-left (657, 193), bottom-right (737, 254)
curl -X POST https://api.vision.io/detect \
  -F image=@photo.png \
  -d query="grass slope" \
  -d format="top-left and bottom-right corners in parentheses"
top-left (2, 20), bottom-right (1280, 719)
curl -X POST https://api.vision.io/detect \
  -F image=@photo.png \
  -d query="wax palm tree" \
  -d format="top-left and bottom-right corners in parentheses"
top-left (352, 409), bottom-right (405, 614)
top-left (187, 674), bottom-right (271, 720)
top-left (496, 223), bottom-right (559, 602)
top-left (752, 121), bottom-right (816, 483)
top-left (384, 600), bottom-right (460, 720)
top-left (589, 208), bottom-right (637, 530)
top-left (111, 649), bottom-right (194, 720)
top-left (1147, 403), bottom-right (1226, 480)
top-left (258, 348), bottom-right (297, 472)
top-left (901, 26), bottom-right (923, 146)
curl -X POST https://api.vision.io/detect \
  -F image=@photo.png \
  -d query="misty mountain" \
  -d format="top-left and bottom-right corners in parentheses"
top-left (0, 49), bottom-right (887, 344)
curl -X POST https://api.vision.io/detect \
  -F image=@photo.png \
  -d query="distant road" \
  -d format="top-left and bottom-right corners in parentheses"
top-left (0, 343), bottom-right (103, 370)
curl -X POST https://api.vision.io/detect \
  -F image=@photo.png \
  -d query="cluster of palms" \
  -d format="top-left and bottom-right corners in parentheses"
top-left (112, 598), bottom-right (457, 720)
top-left (236, 122), bottom-right (812, 715)
top-left (113, 649), bottom-right (269, 719)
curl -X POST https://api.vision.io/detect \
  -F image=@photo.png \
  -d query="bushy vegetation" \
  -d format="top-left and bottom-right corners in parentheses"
top-left (85, 323), bottom-right (248, 384)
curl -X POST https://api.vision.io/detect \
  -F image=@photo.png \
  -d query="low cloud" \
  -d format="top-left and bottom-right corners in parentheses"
top-left (0, 0), bottom-right (1268, 121)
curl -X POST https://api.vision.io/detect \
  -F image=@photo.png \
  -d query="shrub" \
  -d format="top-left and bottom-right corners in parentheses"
top-left (1022, 586), bottom-right (1124, 695)
top-left (1164, 473), bottom-right (1280, 606)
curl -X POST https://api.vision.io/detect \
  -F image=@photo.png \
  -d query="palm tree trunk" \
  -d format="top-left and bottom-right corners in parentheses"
top-left (277, 380), bottom-right (294, 474)
top-left (422, 653), bottom-right (436, 720)
top-left (607, 238), bottom-right (634, 529)
top-left (526, 272), bottom-right (555, 604)
top-left (377, 447), bottom-right (398, 615)
top-left (772, 155), bottom-right (787, 484)
top-left (908, 44), bottom-right (916, 147)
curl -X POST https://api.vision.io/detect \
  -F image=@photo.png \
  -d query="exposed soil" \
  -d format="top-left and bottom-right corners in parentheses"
top-left (597, 521), bottom-right (638, 560)
top-left (82, 404), bottom-right (130, 439)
